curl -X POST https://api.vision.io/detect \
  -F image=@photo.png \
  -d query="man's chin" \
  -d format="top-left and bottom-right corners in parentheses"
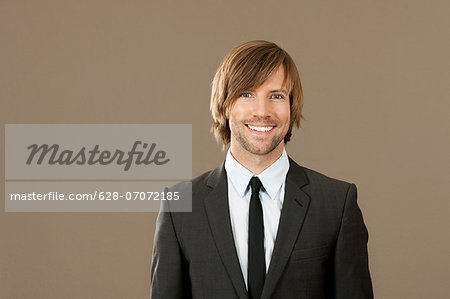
top-left (244, 143), bottom-right (282, 156)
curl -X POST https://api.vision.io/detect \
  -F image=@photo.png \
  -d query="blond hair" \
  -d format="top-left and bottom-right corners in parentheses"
top-left (210, 40), bottom-right (303, 147)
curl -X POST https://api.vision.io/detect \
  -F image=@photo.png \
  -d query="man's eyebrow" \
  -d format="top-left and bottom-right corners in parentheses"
top-left (270, 89), bottom-right (288, 94)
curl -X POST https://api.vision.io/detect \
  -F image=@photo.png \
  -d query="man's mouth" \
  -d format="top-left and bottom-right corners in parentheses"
top-left (246, 124), bottom-right (275, 132)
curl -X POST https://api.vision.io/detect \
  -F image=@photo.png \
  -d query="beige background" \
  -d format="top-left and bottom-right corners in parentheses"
top-left (1, 0), bottom-right (449, 298)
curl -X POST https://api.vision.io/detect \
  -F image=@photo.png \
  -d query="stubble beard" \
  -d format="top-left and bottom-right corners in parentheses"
top-left (230, 119), bottom-right (286, 156)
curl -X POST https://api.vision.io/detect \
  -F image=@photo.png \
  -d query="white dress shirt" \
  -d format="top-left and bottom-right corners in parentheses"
top-left (224, 148), bottom-right (290, 288)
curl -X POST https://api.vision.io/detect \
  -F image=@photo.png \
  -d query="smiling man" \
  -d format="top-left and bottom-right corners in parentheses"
top-left (151, 40), bottom-right (373, 299)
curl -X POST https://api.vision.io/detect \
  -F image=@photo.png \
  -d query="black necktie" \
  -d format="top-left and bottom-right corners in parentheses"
top-left (248, 176), bottom-right (265, 299)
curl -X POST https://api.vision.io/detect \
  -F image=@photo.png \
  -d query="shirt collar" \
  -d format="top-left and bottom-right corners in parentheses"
top-left (224, 147), bottom-right (290, 199)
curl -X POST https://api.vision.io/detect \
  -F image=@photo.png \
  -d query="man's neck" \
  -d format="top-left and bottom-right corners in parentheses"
top-left (229, 145), bottom-right (284, 175)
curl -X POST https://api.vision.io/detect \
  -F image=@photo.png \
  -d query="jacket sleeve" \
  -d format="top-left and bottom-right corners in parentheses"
top-left (334, 183), bottom-right (374, 299)
top-left (150, 206), bottom-right (191, 299)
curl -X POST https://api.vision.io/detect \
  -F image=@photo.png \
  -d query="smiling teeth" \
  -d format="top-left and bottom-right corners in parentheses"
top-left (248, 125), bottom-right (273, 132)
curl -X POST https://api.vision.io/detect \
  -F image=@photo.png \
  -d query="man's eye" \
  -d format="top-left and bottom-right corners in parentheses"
top-left (271, 94), bottom-right (284, 99)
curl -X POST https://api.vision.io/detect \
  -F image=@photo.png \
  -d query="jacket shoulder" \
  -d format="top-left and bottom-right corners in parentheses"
top-left (302, 166), bottom-right (352, 187)
top-left (291, 160), bottom-right (354, 199)
top-left (166, 168), bottom-right (212, 192)
top-left (190, 169), bottom-right (213, 186)
top-left (292, 163), bottom-right (356, 216)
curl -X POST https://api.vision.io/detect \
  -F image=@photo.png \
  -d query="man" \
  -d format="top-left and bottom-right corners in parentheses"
top-left (151, 40), bottom-right (373, 299)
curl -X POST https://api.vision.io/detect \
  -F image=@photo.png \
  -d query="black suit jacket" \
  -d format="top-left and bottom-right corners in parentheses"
top-left (151, 158), bottom-right (373, 298)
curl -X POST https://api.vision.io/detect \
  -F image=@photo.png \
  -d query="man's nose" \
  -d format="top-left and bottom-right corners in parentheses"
top-left (252, 97), bottom-right (271, 117)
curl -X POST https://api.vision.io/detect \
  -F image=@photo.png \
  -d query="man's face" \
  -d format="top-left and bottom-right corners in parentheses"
top-left (228, 65), bottom-right (290, 158)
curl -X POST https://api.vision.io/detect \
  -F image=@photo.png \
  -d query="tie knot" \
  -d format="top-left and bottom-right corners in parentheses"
top-left (250, 176), bottom-right (262, 194)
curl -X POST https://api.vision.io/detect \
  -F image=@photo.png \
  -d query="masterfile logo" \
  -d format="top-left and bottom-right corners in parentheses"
top-left (26, 141), bottom-right (170, 171)
top-left (5, 124), bottom-right (191, 180)
top-left (4, 124), bottom-right (193, 212)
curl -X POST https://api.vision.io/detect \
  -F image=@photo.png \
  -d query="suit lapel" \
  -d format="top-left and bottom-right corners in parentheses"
top-left (261, 158), bottom-right (311, 299)
top-left (203, 162), bottom-right (249, 299)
